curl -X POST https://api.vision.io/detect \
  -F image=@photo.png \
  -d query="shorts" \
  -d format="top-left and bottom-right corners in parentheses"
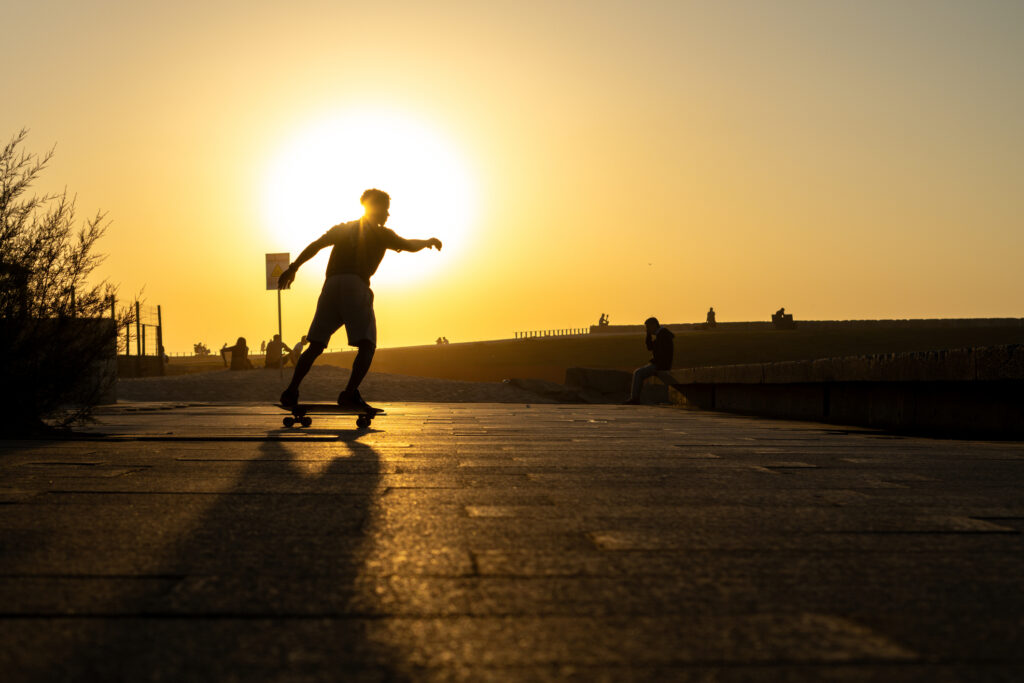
top-left (306, 273), bottom-right (377, 347)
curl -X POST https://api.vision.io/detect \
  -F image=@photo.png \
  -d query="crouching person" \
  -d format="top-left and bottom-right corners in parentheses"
top-left (625, 317), bottom-right (674, 404)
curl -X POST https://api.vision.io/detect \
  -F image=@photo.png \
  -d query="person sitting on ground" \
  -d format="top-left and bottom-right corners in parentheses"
top-left (286, 335), bottom-right (307, 367)
top-left (264, 334), bottom-right (291, 369)
top-left (625, 317), bottom-right (674, 405)
top-left (706, 307), bottom-right (716, 327)
top-left (221, 337), bottom-right (253, 371)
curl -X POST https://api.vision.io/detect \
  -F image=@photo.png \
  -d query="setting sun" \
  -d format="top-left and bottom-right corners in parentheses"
top-left (262, 110), bottom-right (477, 285)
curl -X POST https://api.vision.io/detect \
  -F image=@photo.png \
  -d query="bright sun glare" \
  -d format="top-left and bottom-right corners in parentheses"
top-left (263, 111), bottom-right (477, 285)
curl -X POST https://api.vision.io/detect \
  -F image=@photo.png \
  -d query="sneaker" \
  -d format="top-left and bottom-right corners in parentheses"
top-left (280, 387), bottom-right (299, 408)
top-left (338, 388), bottom-right (380, 414)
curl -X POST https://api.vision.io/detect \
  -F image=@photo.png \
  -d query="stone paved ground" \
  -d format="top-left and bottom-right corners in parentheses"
top-left (1, 403), bottom-right (1023, 681)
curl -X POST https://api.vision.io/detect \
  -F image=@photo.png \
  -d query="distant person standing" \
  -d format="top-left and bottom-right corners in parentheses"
top-left (706, 307), bottom-right (717, 328)
top-left (277, 188), bottom-right (443, 412)
top-left (260, 340), bottom-right (267, 354)
top-left (625, 317), bottom-right (674, 404)
top-left (264, 334), bottom-right (291, 369)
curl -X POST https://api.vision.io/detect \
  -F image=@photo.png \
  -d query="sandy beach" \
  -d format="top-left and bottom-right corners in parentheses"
top-left (117, 365), bottom-right (554, 404)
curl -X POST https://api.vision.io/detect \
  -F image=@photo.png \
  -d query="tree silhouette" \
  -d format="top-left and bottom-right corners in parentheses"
top-left (0, 129), bottom-right (126, 432)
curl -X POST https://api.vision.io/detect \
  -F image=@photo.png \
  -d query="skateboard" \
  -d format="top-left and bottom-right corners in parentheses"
top-left (276, 403), bottom-right (385, 429)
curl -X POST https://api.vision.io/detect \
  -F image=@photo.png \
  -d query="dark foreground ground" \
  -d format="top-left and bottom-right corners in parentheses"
top-left (1, 403), bottom-right (1023, 681)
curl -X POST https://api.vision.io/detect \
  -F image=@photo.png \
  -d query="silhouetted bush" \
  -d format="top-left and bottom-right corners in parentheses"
top-left (0, 129), bottom-right (124, 433)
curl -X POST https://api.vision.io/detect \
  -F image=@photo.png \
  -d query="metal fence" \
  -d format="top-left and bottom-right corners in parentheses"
top-left (514, 328), bottom-right (589, 339)
top-left (118, 301), bottom-right (163, 357)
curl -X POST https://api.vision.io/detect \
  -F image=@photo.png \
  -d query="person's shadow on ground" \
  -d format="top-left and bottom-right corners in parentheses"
top-left (45, 431), bottom-right (398, 681)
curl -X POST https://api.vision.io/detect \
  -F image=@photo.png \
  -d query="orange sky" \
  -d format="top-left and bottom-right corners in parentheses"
top-left (4, 1), bottom-right (1023, 352)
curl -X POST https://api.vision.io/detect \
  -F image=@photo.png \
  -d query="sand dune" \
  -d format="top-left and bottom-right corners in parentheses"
top-left (117, 365), bottom-right (553, 404)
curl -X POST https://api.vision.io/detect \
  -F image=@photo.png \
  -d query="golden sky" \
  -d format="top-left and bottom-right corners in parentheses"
top-left (5, 1), bottom-right (1023, 352)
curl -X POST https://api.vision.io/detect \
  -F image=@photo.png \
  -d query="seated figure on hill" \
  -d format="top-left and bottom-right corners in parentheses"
top-left (221, 337), bottom-right (254, 370)
top-left (264, 334), bottom-right (291, 369)
top-left (772, 307), bottom-right (796, 329)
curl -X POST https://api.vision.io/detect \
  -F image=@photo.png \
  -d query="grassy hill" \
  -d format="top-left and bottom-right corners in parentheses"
top-left (310, 322), bottom-right (1024, 383)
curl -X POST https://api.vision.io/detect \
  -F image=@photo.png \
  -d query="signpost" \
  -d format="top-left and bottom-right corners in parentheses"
top-left (266, 253), bottom-right (290, 378)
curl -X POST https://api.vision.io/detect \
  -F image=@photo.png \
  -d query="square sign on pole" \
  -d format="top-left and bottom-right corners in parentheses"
top-left (266, 253), bottom-right (290, 290)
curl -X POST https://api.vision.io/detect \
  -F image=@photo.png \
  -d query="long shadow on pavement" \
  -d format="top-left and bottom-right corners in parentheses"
top-left (40, 429), bottom-right (397, 681)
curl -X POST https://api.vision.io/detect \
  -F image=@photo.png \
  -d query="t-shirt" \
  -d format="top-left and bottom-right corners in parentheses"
top-left (322, 219), bottom-right (403, 284)
top-left (266, 339), bottom-right (285, 359)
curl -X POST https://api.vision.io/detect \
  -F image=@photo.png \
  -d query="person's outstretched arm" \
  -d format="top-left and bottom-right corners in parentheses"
top-left (278, 234), bottom-right (333, 289)
top-left (392, 235), bottom-right (443, 253)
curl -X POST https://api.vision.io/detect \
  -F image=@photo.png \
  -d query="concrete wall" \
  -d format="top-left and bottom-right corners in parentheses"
top-left (118, 356), bottom-right (165, 378)
top-left (666, 345), bottom-right (1024, 437)
top-left (55, 319), bottom-right (118, 406)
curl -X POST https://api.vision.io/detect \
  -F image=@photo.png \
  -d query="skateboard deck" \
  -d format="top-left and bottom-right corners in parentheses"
top-left (276, 403), bottom-right (385, 429)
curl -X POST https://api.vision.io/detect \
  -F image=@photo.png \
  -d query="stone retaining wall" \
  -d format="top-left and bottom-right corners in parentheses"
top-left (665, 345), bottom-right (1024, 437)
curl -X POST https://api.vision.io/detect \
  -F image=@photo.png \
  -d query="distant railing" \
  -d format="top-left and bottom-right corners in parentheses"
top-left (514, 328), bottom-right (589, 339)
top-left (167, 349), bottom-right (347, 359)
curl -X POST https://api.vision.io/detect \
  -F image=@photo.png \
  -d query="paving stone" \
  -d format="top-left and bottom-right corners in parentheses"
top-left (1, 403), bottom-right (1023, 680)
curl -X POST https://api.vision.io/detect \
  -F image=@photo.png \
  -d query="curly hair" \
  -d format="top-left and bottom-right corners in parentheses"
top-left (360, 188), bottom-right (391, 208)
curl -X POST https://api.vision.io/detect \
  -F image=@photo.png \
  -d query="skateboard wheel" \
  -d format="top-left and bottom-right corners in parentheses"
top-left (283, 417), bottom-right (295, 428)
top-left (356, 415), bottom-right (370, 429)
top-left (300, 416), bottom-right (312, 428)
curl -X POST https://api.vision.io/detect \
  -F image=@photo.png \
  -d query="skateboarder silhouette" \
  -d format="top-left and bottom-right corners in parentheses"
top-left (277, 189), bottom-right (442, 412)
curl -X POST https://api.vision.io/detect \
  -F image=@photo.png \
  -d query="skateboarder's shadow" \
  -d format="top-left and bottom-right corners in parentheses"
top-left (59, 430), bottom-right (401, 679)
top-left (167, 432), bottom-right (396, 673)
